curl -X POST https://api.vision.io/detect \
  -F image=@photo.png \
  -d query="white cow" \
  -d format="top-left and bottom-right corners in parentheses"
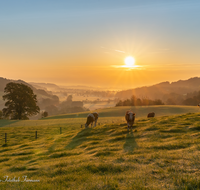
top-left (85, 112), bottom-right (99, 128)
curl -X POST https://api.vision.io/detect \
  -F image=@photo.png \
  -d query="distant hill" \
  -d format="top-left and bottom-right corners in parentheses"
top-left (2, 76), bottom-right (200, 110)
top-left (29, 82), bottom-right (61, 91)
top-left (30, 82), bottom-right (116, 91)
top-left (115, 77), bottom-right (200, 102)
top-left (0, 77), bottom-right (59, 110)
top-left (0, 77), bottom-right (34, 92)
top-left (0, 77), bottom-right (58, 98)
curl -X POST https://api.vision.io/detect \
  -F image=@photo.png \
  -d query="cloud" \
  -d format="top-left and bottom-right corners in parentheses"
top-left (101, 46), bottom-right (126, 54)
top-left (111, 64), bottom-right (143, 70)
top-left (115, 49), bottom-right (125, 53)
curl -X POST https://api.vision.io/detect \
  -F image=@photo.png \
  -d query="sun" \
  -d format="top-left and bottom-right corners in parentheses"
top-left (124, 56), bottom-right (135, 67)
top-left (111, 55), bottom-right (141, 70)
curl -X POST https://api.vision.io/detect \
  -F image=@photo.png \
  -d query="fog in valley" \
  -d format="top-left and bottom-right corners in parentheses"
top-left (1, 76), bottom-right (200, 119)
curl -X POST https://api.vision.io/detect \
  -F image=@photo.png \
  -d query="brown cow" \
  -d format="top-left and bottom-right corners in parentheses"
top-left (85, 112), bottom-right (99, 128)
top-left (125, 111), bottom-right (136, 131)
top-left (147, 112), bottom-right (155, 118)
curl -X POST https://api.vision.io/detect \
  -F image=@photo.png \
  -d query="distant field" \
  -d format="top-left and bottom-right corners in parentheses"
top-left (73, 95), bottom-right (114, 102)
top-left (0, 106), bottom-right (200, 189)
top-left (44, 105), bottom-right (200, 120)
top-left (83, 101), bottom-right (116, 111)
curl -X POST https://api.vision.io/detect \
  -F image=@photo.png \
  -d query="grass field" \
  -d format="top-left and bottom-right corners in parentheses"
top-left (0, 106), bottom-right (200, 189)
top-left (44, 105), bottom-right (200, 120)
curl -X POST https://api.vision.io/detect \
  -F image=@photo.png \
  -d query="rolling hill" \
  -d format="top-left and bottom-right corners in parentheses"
top-left (115, 77), bottom-right (200, 102)
top-left (0, 77), bottom-right (59, 110)
top-left (0, 106), bottom-right (199, 189)
top-left (42, 105), bottom-right (200, 120)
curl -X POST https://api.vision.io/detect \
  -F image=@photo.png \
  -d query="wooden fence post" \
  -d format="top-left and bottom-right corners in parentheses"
top-left (35, 131), bottom-right (37, 139)
top-left (60, 127), bottom-right (62, 134)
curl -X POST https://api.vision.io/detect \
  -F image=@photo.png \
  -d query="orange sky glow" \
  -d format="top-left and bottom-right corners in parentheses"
top-left (1, 1), bottom-right (200, 90)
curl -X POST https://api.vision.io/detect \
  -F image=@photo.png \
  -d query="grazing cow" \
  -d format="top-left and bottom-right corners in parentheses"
top-left (85, 112), bottom-right (99, 128)
top-left (198, 104), bottom-right (200, 107)
top-left (125, 111), bottom-right (136, 131)
top-left (147, 112), bottom-right (155, 118)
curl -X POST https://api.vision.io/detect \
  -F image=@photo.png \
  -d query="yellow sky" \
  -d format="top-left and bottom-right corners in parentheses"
top-left (1, 42), bottom-right (200, 90)
top-left (2, 55), bottom-right (200, 89)
top-left (1, 1), bottom-right (200, 89)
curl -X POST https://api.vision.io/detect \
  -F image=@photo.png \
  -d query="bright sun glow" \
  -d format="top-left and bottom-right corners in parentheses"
top-left (124, 56), bottom-right (135, 67)
top-left (111, 55), bottom-right (141, 70)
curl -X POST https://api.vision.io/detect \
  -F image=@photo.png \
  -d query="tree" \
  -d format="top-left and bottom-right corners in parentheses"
top-left (41, 111), bottom-right (48, 118)
top-left (116, 100), bottom-right (123, 106)
top-left (67, 95), bottom-right (73, 102)
top-left (130, 95), bottom-right (137, 106)
top-left (2, 82), bottom-right (40, 120)
top-left (0, 110), bottom-right (3, 119)
top-left (45, 105), bottom-right (58, 115)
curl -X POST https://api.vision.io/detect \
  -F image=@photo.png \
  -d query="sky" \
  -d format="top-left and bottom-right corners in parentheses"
top-left (1, 0), bottom-right (200, 89)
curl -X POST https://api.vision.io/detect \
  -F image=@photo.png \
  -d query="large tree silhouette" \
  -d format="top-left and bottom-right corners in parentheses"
top-left (2, 82), bottom-right (40, 120)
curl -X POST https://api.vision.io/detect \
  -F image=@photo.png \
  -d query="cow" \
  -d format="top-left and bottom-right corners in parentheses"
top-left (85, 112), bottom-right (99, 128)
top-left (125, 111), bottom-right (136, 131)
top-left (147, 112), bottom-right (155, 118)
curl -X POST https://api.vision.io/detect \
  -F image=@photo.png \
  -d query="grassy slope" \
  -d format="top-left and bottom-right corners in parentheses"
top-left (0, 107), bottom-right (200, 189)
top-left (44, 105), bottom-right (200, 120)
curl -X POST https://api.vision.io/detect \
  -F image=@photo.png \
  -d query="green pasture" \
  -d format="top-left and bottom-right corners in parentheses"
top-left (0, 106), bottom-right (199, 189)
top-left (44, 105), bottom-right (200, 120)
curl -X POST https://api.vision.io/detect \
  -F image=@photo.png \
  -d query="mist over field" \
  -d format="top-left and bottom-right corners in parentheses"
top-left (1, 76), bottom-right (200, 119)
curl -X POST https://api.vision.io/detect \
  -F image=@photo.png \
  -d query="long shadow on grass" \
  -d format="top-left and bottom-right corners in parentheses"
top-left (123, 132), bottom-right (138, 152)
top-left (0, 120), bottom-right (19, 127)
top-left (65, 128), bottom-right (92, 150)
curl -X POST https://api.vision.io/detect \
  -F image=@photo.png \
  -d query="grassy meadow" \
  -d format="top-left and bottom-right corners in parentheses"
top-left (0, 106), bottom-right (200, 189)
top-left (44, 105), bottom-right (200, 119)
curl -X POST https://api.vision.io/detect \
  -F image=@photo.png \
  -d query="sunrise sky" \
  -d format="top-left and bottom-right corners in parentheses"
top-left (1, 0), bottom-right (200, 89)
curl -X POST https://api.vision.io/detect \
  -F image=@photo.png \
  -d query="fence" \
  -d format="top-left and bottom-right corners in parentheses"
top-left (1, 127), bottom-right (64, 146)
top-left (0, 120), bottom-right (121, 146)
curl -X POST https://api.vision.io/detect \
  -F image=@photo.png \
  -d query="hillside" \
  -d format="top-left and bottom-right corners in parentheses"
top-left (0, 110), bottom-right (199, 189)
top-left (29, 82), bottom-right (61, 91)
top-left (0, 77), bottom-right (59, 110)
top-left (115, 77), bottom-right (200, 102)
top-left (43, 105), bottom-right (200, 120)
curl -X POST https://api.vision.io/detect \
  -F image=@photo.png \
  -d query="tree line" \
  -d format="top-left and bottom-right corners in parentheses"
top-left (162, 91), bottom-right (200, 106)
top-left (116, 95), bottom-right (164, 106)
top-left (116, 91), bottom-right (200, 107)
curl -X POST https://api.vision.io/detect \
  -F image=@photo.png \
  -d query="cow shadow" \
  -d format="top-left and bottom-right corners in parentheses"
top-left (65, 128), bottom-right (92, 150)
top-left (123, 131), bottom-right (138, 152)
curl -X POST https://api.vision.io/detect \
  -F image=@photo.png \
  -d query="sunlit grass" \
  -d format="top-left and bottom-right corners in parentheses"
top-left (0, 107), bottom-right (200, 189)
top-left (43, 105), bottom-right (200, 120)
